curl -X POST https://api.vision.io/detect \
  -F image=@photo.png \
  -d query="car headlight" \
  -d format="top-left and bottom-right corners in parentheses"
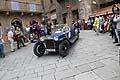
top-left (75, 29), bottom-right (78, 32)
top-left (54, 37), bottom-right (58, 41)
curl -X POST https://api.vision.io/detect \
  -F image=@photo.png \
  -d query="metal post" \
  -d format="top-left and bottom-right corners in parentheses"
top-left (118, 47), bottom-right (120, 65)
top-left (41, 0), bottom-right (47, 24)
top-left (67, 8), bottom-right (71, 26)
top-left (97, 3), bottom-right (100, 9)
top-left (66, 0), bottom-right (71, 26)
top-left (97, 0), bottom-right (101, 9)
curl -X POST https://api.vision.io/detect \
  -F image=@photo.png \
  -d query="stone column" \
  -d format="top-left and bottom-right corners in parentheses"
top-left (55, 1), bottom-right (63, 24)
top-left (79, 0), bottom-right (92, 19)
top-left (66, 9), bottom-right (72, 25)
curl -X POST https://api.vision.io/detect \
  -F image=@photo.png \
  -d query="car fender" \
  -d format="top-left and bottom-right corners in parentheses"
top-left (35, 40), bottom-right (45, 47)
top-left (60, 38), bottom-right (72, 46)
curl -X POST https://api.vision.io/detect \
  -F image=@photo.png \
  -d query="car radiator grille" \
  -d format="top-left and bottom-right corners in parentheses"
top-left (44, 39), bottom-right (55, 49)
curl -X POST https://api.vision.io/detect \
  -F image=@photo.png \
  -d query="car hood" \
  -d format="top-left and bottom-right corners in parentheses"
top-left (49, 31), bottom-right (65, 38)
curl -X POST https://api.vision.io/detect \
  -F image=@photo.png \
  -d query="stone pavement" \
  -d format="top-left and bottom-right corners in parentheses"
top-left (0, 30), bottom-right (119, 80)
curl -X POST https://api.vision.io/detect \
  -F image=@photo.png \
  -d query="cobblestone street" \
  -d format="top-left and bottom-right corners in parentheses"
top-left (0, 30), bottom-right (119, 80)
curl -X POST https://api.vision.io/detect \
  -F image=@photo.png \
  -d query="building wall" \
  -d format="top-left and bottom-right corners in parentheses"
top-left (42, 0), bottom-right (81, 24)
top-left (0, 12), bottom-right (41, 29)
top-left (43, 0), bottom-right (63, 24)
top-left (0, 0), bottom-right (42, 41)
top-left (0, 0), bottom-right (42, 13)
top-left (0, 0), bottom-right (42, 28)
top-left (56, 0), bottom-right (81, 24)
top-left (43, 0), bottom-right (51, 13)
top-left (6, 0), bottom-right (41, 4)
top-left (79, 0), bottom-right (92, 19)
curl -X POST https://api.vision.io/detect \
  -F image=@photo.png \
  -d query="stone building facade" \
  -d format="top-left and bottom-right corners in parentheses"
top-left (0, 0), bottom-right (42, 31)
top-left (42, 0), bottom-right (63, 25)
top-left (43, 0), bottom-right (82, 25)
top-left (45, 0), bottom-right (93, 24)
top-left (0, 0), bottom-right (43, 41)
top-left (43, 0), bottom-right (120, 25)
top-left (91, 0), bottom-right (120, 16)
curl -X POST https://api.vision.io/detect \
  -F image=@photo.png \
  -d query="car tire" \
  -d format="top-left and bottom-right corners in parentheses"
top-left (33, 42), bottom-right (45, 57)
top-left (77, 33), bottom-right (79, 40)
top-left (75, 29), bottom-right (79, 40)
top-left (59, 40), bottom-right (70, 57)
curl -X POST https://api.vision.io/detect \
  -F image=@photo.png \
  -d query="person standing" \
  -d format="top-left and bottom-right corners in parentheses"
top-left (40, 23), bottom-right (45, 36)
top-left (47, 22), bottom-right (52, 35)
top-left (114, 12), bottom-right (120, 46)
top-left (74, 21), bottom-right (80, 33)
top-left (87, 18), bottom-right (92, 30)
top-left (35, 22), bottom-right (41, 39)
top-left (112, 4), bottom-right (119, 43)
top-left (93, 16), bottom-right (100, 35)
top-left (25, 25), bottom-right (30, 41)
top-left (7, 28), bottom-right (15, 52)
top-left (15, 27), bottom-right (26, 49)
top-left (0, 23), bottom-right (5, 58)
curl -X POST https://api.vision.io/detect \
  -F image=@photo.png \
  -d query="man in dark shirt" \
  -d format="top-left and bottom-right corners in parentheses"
top-left (112, 4), bottom-right (119, 14)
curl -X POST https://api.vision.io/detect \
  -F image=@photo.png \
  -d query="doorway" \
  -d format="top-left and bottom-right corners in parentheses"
top-left (11, 18), bottom-right (22, 30)
top-left (72, 9), bottom-right (79, 21)
top-left (62, 13), bottom-right (67, 24)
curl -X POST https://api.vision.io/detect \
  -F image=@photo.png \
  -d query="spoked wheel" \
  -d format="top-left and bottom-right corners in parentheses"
top-left (59, 40), bottom-right (70, 57)
top-left (33, 42), bottom-right (45, 57)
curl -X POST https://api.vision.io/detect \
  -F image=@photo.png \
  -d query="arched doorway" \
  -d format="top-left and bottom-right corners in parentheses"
top-left (11, 18), bottom-right (22, 30)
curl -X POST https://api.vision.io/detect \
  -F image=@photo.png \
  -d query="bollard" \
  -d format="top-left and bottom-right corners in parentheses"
top-left (119, 48), bottom-right (120, 65)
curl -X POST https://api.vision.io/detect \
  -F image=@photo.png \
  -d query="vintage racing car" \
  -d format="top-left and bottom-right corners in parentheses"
top-left (33, 26), bottom-right (80, 57)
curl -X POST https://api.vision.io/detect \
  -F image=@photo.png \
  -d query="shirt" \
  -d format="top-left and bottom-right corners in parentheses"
top-left (7, 30), bottom-right (13, 41)
top-left (94, 17), bottom-right (100, 28)
top-left (87, 20), bottom-right (91, 26)
top-left (0, 27), bottom-right (3, 44)
top-left (114, 15), bottom-right (120, 29)
top-left (26, 27), bottom-right (30, 31)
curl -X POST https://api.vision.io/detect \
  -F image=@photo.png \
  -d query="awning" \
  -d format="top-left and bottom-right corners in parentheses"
top-left (92, 4), bottom-right (120, 16)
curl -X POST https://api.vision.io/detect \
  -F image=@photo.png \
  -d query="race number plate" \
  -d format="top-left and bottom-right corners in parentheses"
top-left (46, 49), bottom-right (56, 52)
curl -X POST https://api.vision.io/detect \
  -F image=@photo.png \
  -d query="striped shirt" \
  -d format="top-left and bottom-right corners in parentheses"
top-left (0, 27), bottom-right (3, 44)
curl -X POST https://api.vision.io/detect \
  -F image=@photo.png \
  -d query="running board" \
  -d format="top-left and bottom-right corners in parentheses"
top-left (69, 36), bottom-right (78, 44)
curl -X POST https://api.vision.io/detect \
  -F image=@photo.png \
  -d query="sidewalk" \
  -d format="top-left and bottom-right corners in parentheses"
top-left (4, 41), bottom-right (30, 54)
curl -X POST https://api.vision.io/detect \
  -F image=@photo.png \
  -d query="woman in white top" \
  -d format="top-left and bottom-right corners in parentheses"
top-left (7, 28), bottom-right (15, 52)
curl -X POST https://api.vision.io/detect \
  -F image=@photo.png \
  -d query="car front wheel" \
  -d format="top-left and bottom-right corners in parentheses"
top-left (33, 42), bottom-right (45, 57)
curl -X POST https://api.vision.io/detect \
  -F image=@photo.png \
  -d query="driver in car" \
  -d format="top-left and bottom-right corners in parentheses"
top-left (62, 23), bottom-right (71, 38)
top-left (62, 23), bottom-right (70, 32)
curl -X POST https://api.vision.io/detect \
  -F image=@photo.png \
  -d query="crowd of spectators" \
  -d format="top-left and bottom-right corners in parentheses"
top-left (85, 4), bottom-right (120, 46)
top-left (0, 20), bottom-right (53, 58)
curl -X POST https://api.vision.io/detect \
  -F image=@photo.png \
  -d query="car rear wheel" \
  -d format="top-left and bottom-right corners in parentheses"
top-left (59, 40), bottom-right (70, 57)
top-left (33, 42), bottom-right (45, 57)
top-left (77, 33), bottom-right (79, 40)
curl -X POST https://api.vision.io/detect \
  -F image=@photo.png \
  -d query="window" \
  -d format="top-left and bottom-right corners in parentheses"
top-left (100, 0), bottom-right (115, 8)
top-left (11, 1), bottom-right (20, 10)
top-left (29, 4), bottom-right (36, 12)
